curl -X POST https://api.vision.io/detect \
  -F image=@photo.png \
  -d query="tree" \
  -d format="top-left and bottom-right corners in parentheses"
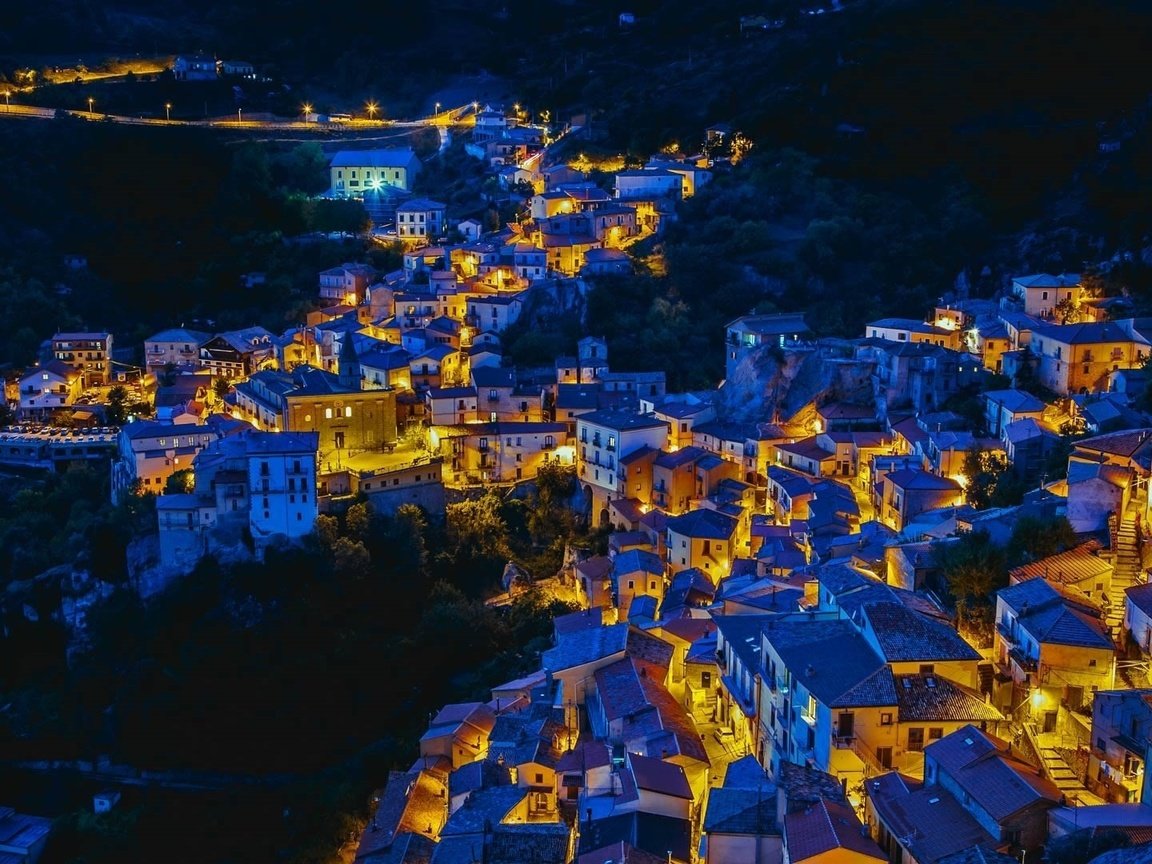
top-left (106, 386), bottom-right (129, 425)
top-left (164, 469), bottom-right (194, 495)
top-left (212, 377), bottom-right (232, 400)
top-left (932, 530), bottom-right (1007, 643)
top-left (1007, 515), bottom-right (1077, 565)
top-left (963, 446), bottom-right (1025, 510)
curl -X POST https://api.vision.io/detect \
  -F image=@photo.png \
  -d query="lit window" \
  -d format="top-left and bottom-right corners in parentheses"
top-left (344, 406), bottom-right (352, 418)
top-left (325, 408), bottom-right (333, 419)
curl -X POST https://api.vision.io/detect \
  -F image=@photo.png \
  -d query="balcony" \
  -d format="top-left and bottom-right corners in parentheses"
top-left (995, 620), bottom-right (1017, 644)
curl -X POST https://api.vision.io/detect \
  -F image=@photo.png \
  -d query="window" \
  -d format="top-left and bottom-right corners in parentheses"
top-left (344, 406), bottom-right (352, 418)
top-left (908, 728), bottom-right (925, 752)
top-left (802, 694), bottom-right (817, 723)
top-left (919, 664), bottom-right (935, 675)
top-left (929, 727), bottom-right (944, 740)
top-left (545, 435), bottom-right (554, 448)
top-left (627, 580), bottom-right (634, 589)
top-left (325, 407), bottom-right (333, 419)
top-left (701, 671), bottom-right (711, 688)
top-left (880, 712), bottom-right (893, 726)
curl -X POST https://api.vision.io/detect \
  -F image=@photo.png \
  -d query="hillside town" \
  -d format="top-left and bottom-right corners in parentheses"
top-left (6, 103), bottom-right (1152, 864)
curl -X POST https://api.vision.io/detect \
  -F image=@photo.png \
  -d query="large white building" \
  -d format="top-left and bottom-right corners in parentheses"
top-left (157, 430), bottom-right (319, 570)
top-left (576, 408), bottom-right (668, 524)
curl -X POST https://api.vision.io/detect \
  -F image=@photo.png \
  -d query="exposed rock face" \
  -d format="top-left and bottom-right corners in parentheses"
top-left (718, 342), bottom-right (876, 423)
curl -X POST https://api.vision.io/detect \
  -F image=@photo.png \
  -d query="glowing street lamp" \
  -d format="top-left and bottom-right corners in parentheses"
top-left (165, 102), bottom-right (171, 122)
top-left (434, 102), bottom-right (441, 116)
top-left (237, 107), bottom-right (243, 125)
top-left (302, 102), bottom-right (312, 122)
top-left (366, 100), bottom-right (378, 121)
top-left (87, 97), bottom-right (94, 115)
top-left (4, 91), bottom-right (9, 112)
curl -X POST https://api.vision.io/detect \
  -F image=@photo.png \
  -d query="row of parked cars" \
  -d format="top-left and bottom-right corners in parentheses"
top-left (1, 425), bottom-right (120, 439)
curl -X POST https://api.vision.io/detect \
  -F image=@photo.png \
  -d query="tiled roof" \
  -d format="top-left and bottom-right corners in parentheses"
top-left (926, 725), bottom-right (1061, 821)
top-left (1033, 321), bottom-right (1149, 346)
top-left (487, 823), bottom-right (571, 864)
top-left (776, 436), bottom-right (834, 462)
top-left (998, 578), bottom-right (1112, 649)
top-left (628, 752), bottom-right (692, 799)
top-left (762, 616), bottom-right (896, 708)
top-left (704, 787), bottom-right (778, 836)
top-left (575, 556), bottom-right (613, 581)
top-left (1009, 541), bottom-right (1111, 585)
top-left (554, 607), bottom-right (604, 635)
top-left (784, 798), bottom-right (885, 863)
top-left (665, 508), bottom-right (737, 540)
top-left (594, 658), bottom-right (648, 722)
top-left (542, 623), bottom-right (628, 672)
top-left (1013, 272), bottom-right (1080, 288)
top-left (578, 408), bottom-right (669, 432)
top-left (440, 786), bottom-right (526, 838)
top-left (886, 468), bottom-right (963, 492)
top-left (146, 327), bottom-right (212, 344)
top-left (861, 602), bottom-right (981, 663)
top-left (983, 389), bottom-right (1047, 414)
top-left (614, 549), bottom-right (665, 577)
top-left (817, 401), bottom-right (876, 420)
top-left (894, 674), bottom-right (1004, 722)
top-left (636, 674), bottom-right (708, 764)
top-left (331, 148), bottom-right (418, 168)
top-left (776, 760), bottom-right (848, 811)
top-left (576, 812), bottom-right (692, 862)
top-left (1126, 582), bottom-right (1152, 618)
top-left (626, 627), bottom-right (675, 675)
top-left (866, 774), bottom-right (994, 864)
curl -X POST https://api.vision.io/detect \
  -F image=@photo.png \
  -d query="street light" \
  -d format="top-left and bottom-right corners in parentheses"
top-left (302, 102), bottom-right (312, 122)
top-left (237, 107), bottom-right (242, 125)
top-left (4, 91), bottom-right (9, 112)
top-left (165, 102), bottom-right (171, 122)
top-left (434, 102), bottom-right (441, 116)
top-left (366, 100), bottom-right (378, 121)
top-left (87, 97), bottom-right (94, 115)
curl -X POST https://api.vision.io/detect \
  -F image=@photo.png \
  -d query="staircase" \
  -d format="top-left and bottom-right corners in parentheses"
top-left (1105, 506), bottom-right (1145, 637)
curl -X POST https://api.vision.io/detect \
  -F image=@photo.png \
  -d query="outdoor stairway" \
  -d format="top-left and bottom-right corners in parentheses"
top-left (1106, 507), bottom-right (1145, 636)
top-left (1027, 729), bottom-right (1098, 805)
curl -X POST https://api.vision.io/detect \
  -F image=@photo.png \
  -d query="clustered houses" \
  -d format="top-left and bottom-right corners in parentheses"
top-left (13, 108), bottom-right (1152, 862)
top-left (359, 266), bottom-right (1152, 861)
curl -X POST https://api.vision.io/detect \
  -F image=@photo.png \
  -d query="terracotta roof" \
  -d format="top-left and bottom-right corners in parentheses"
top-left (867, 774), bottom-right (994, 864)
top-left (784, 798), bottom-right (885, 863)
top-left (926, 725), bottom-right (1062, 821)
top-left (554, 607), bottom-right (605, 636)
top-left (542, 623), bottom-right (628, 672)
top-left (894, 674), bottom-right (1004, 723)
top-left (1009, 540), bottom-right (1111, 586)
top-left (487, 823), bottom-right (571, 864)
top-left (861, 602), bottom-right (981, 663)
